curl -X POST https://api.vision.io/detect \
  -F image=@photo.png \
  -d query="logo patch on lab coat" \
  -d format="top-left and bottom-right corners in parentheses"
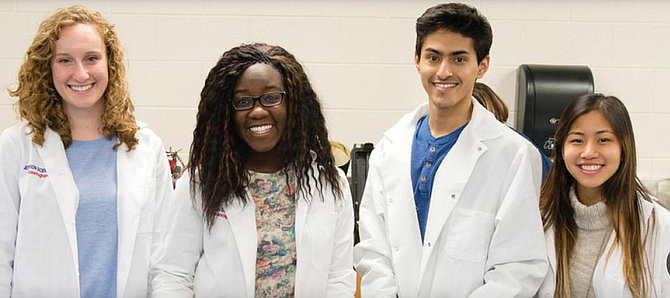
top-left (23, 164), bottom-right (48, 178)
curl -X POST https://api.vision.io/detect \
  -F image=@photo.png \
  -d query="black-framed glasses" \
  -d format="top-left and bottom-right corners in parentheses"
top-left (231, 91), bottom-right (286, 111)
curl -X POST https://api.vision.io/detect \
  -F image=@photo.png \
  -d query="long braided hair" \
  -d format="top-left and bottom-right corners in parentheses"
top-left (190, 43), bottom-right (343, 228)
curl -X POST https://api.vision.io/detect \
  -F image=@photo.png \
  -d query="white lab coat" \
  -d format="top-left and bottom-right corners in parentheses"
top-left (536, 197), bottom-right (670, 298)
top-left (354, 100), bottom-right (548, 298)
top-left (0, 121), bottom-right (174, 298)
top-left (151, 164), bottom-right (356, 298)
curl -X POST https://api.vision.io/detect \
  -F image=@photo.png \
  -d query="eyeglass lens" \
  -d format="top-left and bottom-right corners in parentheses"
top-left (232, 91), bottom-right (285, 110)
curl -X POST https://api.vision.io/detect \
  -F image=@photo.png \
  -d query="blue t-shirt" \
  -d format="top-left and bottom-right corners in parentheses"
top-left (411, 116), bottom-right (467, 242)
top-left (66, 136), bottom-right (118, 298)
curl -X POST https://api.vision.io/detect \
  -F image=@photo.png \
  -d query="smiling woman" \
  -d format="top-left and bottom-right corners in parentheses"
top-left (561, 110), bottom-right (621, 206)
top-left (0, 5), bottom-right (174, 298)
top-left (232, 63), bottom-right (287, 172)
top-left (50, 23), bottom-right (109, 123)
top-left (537, 94), bottom-right (670, 298)
top-left (151, 43), bottom-right (356, 298)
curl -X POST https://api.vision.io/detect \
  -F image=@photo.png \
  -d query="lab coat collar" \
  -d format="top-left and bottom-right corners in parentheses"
top-left (136, 120), bottom-right (148, 129)
top-left (639, 195), bottom-right (655, 223)
top-left (383, 98), bottom-right (501, 144)
top-left (224, 157), bottom-right (318, 298)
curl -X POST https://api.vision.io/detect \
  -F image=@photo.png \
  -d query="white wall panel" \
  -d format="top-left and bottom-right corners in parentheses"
top-left (0, 0), bottom-right (667, 181)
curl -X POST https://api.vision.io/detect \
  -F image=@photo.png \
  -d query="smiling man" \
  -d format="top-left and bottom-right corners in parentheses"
top-left (354, 3), bottom-right (548, 297)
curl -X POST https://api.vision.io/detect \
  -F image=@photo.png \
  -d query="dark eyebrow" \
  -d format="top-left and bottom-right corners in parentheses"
top-left (448, 50), bottom-right (469, 56)
top-left (424, 47), bottom-right (443, 56)
top-left (568, 130), bottom-right (615, 136)
top-left (596, 130), bottom-right (616, 135)
top-left (234, 86), bottom-right (283, 96)
top-left (423, 47), bottom-right (470, 57)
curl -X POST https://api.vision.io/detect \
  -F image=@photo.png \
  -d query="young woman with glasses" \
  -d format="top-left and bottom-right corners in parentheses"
top-left (151, 43), bottom-right (356, 298)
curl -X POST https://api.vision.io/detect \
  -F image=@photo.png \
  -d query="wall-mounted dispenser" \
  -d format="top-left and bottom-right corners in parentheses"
top-left (516, 64), bottom-right (595, 157)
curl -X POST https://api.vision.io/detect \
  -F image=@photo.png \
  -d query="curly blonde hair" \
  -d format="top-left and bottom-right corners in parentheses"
top-left (8, 5), bottom-right (138, 150)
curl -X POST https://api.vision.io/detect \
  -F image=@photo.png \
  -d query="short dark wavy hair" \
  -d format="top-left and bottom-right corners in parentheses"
top-left (415, 3), bottom-right (493, 64)
top-left (190, 43), bottom-right (342, 228)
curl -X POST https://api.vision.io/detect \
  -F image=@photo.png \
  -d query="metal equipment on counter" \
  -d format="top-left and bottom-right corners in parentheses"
top-left (166, 147), bottom-right (186, 188)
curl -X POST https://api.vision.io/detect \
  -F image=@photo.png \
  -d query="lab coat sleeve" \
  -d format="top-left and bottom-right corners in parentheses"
top-left (657, 206), bottom-right (670, 298)
top-left (148, 137), bottom-right (176, 294)
top-left (354, 142), bottom-right (399, 298)
top-left (467, 145), bottom-right (548, 298)
top-left (151, 174), bottom-right (203, 298)
top-left (0, 130), bottom-right (20, 298)
top-left (325, 170), bottom-right (357, 297)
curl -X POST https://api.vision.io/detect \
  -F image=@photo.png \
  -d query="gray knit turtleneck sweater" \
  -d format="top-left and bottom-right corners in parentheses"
top-left (568, 189), bottom-right (610, 298)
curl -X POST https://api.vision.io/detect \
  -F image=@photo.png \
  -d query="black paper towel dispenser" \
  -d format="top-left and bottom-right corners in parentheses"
top-left (516, 64), bottom-right (594, 157)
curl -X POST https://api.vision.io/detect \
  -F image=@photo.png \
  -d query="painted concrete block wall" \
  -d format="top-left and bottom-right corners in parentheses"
top-left (1, 0), bottom-right (669, 186)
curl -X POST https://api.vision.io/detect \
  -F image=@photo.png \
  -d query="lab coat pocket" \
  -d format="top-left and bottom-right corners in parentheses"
top-left (138, 178), bottom-right (157, 233)
top-left (444, 208), bottom-right (495, 261)
top-left (307, 211), bottom-right (337, 271)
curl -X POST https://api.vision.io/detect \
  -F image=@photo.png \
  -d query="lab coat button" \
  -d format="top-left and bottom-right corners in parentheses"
top-left (389, 197), bottom-right (393, 203)
top-left (394, 247), bottom-right (400, 252)
top-left (477, 147), bottom-right (482, 151)
top-left (427, 242), bottom-right (432, 248)
top-left (450, 193), bottom-right (456, 199)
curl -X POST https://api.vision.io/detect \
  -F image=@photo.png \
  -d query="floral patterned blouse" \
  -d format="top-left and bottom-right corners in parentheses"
top-left (249, 167), bottom-right (297, 298)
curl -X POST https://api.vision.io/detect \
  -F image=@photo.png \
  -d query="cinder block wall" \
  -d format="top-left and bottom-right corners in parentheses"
top-left (1, 0), bottom-right (669, 187)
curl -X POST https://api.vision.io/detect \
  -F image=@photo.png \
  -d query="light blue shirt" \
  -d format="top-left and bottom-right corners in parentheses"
top-left (411, 116), bottom-right (466, 242)
top-left (66, 136), bottom-right (118, 298)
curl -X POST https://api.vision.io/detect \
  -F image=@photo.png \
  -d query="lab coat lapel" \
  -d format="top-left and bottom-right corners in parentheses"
top-left (116, 142), bottom-right (144, 298)
top-left (294, 172), bottom-right (312, 261)
top-left (640, 197), bottom-right (655, 223)
top-left (393, 136), bottom-right (424, 297)
top-left (419, 125), bottom-right (486, 278)
top-left (546, 228), bottom-right (557, 277)
top-left (226, 195), bottom-right (258, 298)
top-left (37, 128), bottom-right (80, 276)
top-left (383, 107), bottom-right (426, 297)
top-left (418, 100), bottom-right (497, 280)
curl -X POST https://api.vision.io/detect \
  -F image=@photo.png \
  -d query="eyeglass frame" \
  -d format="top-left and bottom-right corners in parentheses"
top-left (230, 91), bottom-right (286, 111)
